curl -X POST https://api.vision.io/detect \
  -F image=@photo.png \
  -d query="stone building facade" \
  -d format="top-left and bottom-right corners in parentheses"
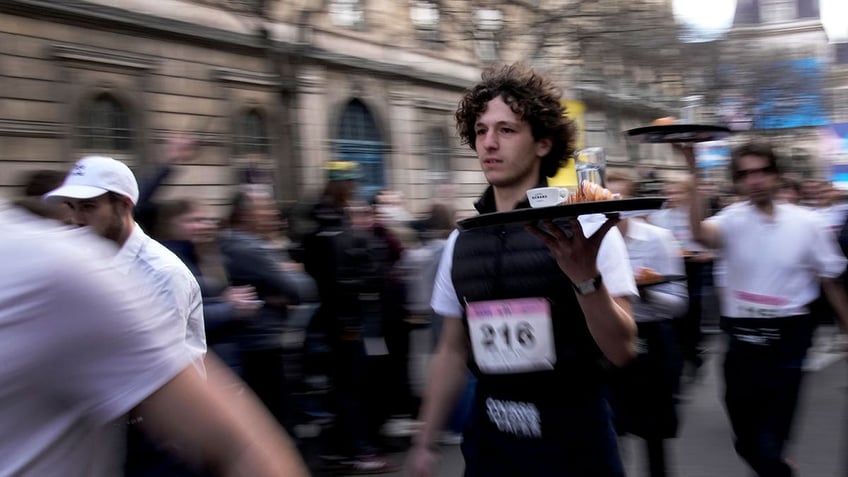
top-left (0, 0), bottom-right (492, 216)
top-left (0, 0), bottom-right (696, 217)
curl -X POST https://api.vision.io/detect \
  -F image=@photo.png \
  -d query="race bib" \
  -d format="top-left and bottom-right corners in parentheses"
top-left (467, 298), bottom-right (556, 374)
top-left (730, 290), bottom-right (789, 318)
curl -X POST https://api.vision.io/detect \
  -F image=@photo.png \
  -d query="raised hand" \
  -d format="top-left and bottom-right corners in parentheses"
top-left (163, 133), bottom-right (199, 164)
top-left (526, 217), bottom-right (619, 282)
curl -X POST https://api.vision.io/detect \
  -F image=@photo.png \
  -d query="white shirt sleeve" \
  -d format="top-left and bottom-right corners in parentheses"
top-left (808, 214), bottom-right (848, 279)
top-left (431, 229), bottom-right (463, 318)
top-left (586, 218), bottom-right (638, 298)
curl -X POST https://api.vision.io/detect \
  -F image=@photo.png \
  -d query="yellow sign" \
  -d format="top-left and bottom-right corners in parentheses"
top-left (548, 100), bottom-right (585, 188)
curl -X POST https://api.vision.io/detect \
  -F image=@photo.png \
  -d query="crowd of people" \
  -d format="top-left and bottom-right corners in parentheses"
top-left (2, 62), bottom-right (847, 477)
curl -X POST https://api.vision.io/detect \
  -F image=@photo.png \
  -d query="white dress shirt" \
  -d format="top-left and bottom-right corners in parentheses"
top-left (111, 223), bottom-right (206, 360)
top-left (708, 201), bottom-right (848, 318)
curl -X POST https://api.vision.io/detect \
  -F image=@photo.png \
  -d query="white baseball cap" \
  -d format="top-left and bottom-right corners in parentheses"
top-left (44, 156), bottom-right (139, 205)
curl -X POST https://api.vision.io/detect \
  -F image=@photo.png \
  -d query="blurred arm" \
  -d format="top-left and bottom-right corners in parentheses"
top-left (227, 243), bottom-right (301, 306)
top-left (413, 317), bottom-right (470, 450)
top-left (681, 145), bottom-right (722, 249)
top-left (135, 356), bottom-right (309, 477)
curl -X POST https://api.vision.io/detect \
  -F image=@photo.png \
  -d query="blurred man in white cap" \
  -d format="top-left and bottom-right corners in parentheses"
top-left (0, 198), bottom-right (309, 477)
top-left (45, 155), bottom-right (207, 475)
top-left (45, 155), bottom-right (205, 359)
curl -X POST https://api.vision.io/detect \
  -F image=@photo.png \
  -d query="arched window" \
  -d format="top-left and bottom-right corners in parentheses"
top-left (77, 93), bottom-right (132, 152)
top-left (425, 128), bottom-right (451, 194)
top-left (236, 109), bottom-right (270, 156)
top-left (334, 99), bottom-right (385, 199)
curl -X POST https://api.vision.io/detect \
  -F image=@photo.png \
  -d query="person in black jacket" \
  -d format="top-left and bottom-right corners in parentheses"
top-left (300, 164), bottom-right (398, 474)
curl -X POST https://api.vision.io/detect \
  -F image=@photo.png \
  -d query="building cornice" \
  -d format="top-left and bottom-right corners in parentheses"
top-left (150, 128), bottom-right (225, 145)
top-left (729, 19), bottom-right (825, 38)
top-left (301, 48), bottom-right (475, 90)
top-left (211, 67), bottom-right (282, 89)
top-left (415, 98), bottom-right (457, 112)
top-left (0, 119), bottom-right (64, 138)
top-left (52, 43), bottom-right (158, 71)
top-left (0, 0), bottom-right (265, 49)
top-left (573, 85), bottom-right (675, 117)
top-left (1, 0), bottom-right (476, 91)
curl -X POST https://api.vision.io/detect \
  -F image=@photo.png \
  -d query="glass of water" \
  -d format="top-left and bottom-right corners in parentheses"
top-left (574, 147), bottom-right (606, 187)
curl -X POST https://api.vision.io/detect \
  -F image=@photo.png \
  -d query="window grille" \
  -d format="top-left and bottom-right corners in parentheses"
top-left (77, 94), bottom-right (132, 152)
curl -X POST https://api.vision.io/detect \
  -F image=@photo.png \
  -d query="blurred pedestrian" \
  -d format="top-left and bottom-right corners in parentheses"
top-left (43, 155), bottom-right (207, 476)
top-left (44, 155), bottom-right (206, 360)
top-left (606, 170), bottom-right (688, 477)
top-left (218, 187), bottom-right (302, 432)
top-left (0, 199), bottom-right (309, 477)
top-left (301, 162), bottom-right (397, 474)
top-left (649, 177), bottom-right (712, 383)
top-left (14, 169), bottom-right (71, 222)
top-left (682, 141), bottom-right (848, 477)
top-left (153, 198), bottom-right (262, 375)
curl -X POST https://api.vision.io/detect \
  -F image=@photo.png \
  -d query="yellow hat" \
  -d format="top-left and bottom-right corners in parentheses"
top-left (325, 161), bottom-right (363, 181)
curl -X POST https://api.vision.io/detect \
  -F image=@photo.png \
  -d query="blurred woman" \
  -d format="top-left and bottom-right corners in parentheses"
top-left (152, 199), bottom-right (260, 374)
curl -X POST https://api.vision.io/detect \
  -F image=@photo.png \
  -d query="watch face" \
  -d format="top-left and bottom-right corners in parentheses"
top-left (577, 282), bottom-right (595, 294)
top-left (574, 275), bottom-right (601, 295)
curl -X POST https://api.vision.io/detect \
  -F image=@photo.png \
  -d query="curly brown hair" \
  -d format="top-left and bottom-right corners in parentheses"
top-left (455, 63), bottom-right (575, 178)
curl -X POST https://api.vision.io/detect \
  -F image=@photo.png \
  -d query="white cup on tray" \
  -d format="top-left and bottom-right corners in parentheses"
top-left (526, 187), bottom-right (570, 208)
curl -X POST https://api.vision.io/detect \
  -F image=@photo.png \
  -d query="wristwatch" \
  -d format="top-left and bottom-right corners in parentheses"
top-left (572, 274), bottom-right (603, 296)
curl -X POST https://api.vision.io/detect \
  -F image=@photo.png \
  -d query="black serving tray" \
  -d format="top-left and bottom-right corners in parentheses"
top-left (625, 124), bottom-right (732, 143)
top-left (457, 197), bottom-right (667, 231)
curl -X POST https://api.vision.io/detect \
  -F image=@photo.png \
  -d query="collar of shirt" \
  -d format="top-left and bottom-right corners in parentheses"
top-left (739, 200), bottom-right (784, 226)
top-left (110, 223), bottom-right (145, 275)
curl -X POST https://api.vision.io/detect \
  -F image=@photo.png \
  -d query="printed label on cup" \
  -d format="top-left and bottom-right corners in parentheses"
top-left (527, 187), bottom-right (569, 208)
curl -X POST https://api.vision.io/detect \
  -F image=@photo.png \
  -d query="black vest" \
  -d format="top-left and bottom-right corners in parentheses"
top-left (453, 223), bottom-right (608, 401)
top-left (452, 186), bottom-right (609, 405)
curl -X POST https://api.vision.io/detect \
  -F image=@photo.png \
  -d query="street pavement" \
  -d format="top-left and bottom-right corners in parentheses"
top-left (321, 328), bottom-right (846, 477)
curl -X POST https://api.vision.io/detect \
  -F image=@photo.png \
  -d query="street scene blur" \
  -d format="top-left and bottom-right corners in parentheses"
top-left (1, 0), bottom-right (848, 475)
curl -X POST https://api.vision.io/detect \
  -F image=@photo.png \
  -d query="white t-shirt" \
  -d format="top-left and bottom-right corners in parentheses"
top-left (432, 216), bottom-right (638, 318)
top-left (622, 218), bottom-right (688, 322)
top-left (708, 201), bottom-right (848, 318)
top-left (0, 204), bottom-right (192, 477)
top-left (112, 224), bottom-right (206, 362)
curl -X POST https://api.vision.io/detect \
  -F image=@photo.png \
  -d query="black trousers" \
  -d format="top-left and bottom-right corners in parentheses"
top-left (241, 346), bottom-right (292, 431)
top-left (722, 317), bottom-right (813, 477)
top-left (677, 260), bottom-right (707, 368)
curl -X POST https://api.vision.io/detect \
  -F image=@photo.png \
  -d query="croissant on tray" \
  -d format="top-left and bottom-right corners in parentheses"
top-left (635, 267), bottom-right (663, 285)
top-left (563, 180), bottom-right (621, 204)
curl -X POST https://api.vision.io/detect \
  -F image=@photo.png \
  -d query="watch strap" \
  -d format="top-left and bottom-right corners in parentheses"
top-left (572, 274), bottom-right (603, 296)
